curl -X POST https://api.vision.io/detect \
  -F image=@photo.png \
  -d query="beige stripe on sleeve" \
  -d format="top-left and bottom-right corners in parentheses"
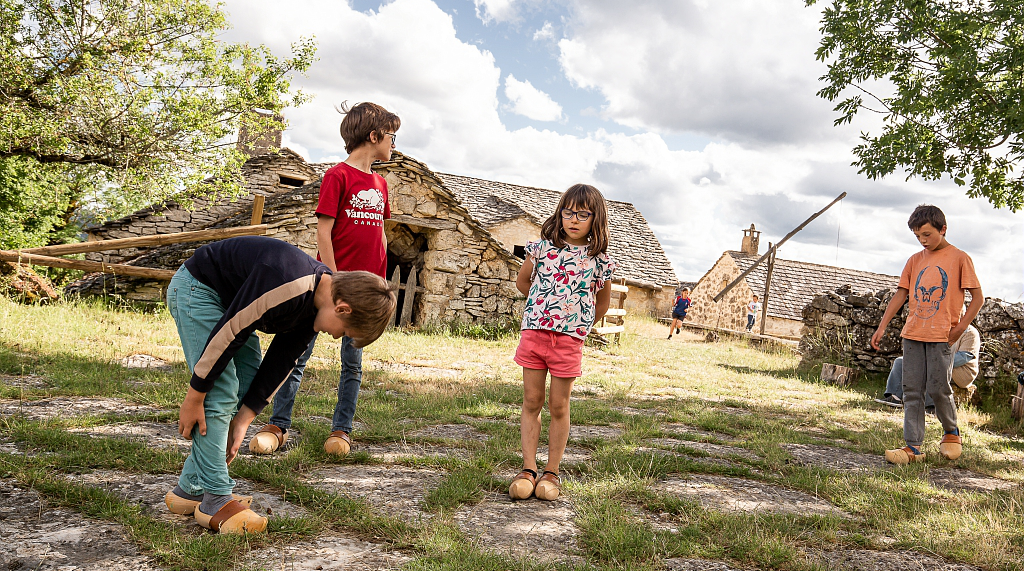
top-left (194, 275), bottom-right (317, 380)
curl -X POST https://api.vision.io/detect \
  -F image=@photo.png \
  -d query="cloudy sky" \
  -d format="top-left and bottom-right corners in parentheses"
top-left (221, 0), bottom-right (1022, 301)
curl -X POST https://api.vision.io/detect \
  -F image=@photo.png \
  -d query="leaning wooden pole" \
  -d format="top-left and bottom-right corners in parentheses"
top-left (0, 251), bottom-right (177, 280)
top-left (713, 192), bottom-right (847, 303)
top-left (758, 245), bottom-right (776, 336)
top-left (17, 225), bottom-right (269, 257)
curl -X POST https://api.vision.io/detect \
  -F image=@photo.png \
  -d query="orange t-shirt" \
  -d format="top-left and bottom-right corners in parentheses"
top-left (898, 245), bottom-right (981, 342)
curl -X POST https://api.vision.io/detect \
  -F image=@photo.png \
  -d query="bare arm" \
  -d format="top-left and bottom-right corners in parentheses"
top-left (381, 227), bottom-right (388, 258)
top-left (316, 215), bottom-right (337, 272)
top-left (226, 405), bottom-right (257, 465)
top-left (595, 282), bottom-right (612, 320)
top-left (948, 287), bottom-right (984, 344)
top-left (516, 255), bottom-right (534, 296)
top-left (870, 287), bottom-right (909, 350)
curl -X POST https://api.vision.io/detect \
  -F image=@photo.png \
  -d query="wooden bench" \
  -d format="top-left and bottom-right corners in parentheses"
top-left (592, 281), bottom-right (628, 344)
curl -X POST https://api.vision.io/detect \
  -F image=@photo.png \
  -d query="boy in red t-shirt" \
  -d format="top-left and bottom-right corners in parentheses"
top-left (249, 102), bottom-right (400, 457)
top-left (871, 205), bottom-right (984, 465)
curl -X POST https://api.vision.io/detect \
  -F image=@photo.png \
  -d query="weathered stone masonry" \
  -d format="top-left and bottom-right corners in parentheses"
top-left (800, 285), bottom-right (1024, 382)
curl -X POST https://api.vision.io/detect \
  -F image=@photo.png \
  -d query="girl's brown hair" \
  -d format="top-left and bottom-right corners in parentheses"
top-left (540, 184), bottom-right (610, 257)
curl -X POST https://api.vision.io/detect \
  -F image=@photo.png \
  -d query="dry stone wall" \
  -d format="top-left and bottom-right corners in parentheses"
top-left (800, 285), bottom-right (1024, 382)
top-left (84, 153), bottom-right (317, 264)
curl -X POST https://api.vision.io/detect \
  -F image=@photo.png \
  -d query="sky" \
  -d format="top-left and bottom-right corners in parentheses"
top-left (220, 0), bottom-right (1023, 301)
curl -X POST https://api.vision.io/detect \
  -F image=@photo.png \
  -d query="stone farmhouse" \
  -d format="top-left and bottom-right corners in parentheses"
top-left (686, 224), bottom-right (898, 338)
top-left (69, 150), bottom-right (679, 325)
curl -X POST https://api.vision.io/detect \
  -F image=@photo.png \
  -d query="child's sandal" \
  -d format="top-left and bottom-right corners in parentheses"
top-left (534, 470), bottom-right (561, 501)
top-left (509, 468), bottom-right (538, 500)
top-left (164, 490), bottom-right (253, 515)
top-left (194, 499), bottom-right (267, 534)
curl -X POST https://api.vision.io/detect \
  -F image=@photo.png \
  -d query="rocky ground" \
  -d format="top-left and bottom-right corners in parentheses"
top-left (1, 383), bottom-right (1011, 571)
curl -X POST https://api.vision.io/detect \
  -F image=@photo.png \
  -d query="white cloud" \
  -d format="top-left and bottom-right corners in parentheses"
top-left (474, 0), bottom-right (518, 23)
top-left (533, 21), bottom-right (554, 41)
top-left (215, 0), bottom-right (1023, 301)
top-left (558, 0), bottom-right (837, 146)
top-left (504, 75), bottom-right (564, 122)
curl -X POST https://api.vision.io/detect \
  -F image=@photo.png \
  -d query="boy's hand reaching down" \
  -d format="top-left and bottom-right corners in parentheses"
top-left (178, 388), bottom-right (207, 440)
top-left (226, 405), bottom-right (258, 465)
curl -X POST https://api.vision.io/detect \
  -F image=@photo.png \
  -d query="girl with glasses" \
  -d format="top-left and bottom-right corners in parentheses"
top-left (509, 184), bottom-right (617, 501)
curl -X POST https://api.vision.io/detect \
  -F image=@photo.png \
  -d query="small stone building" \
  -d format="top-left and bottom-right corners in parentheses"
top-left (69, 150), bottom-right (678, 324)
top-left (686, 225), bottom-right (899, 339)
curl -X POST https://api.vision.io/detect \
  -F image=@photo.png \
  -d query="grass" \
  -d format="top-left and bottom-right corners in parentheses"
top-left (3, 295), bottom-right (1024, 570)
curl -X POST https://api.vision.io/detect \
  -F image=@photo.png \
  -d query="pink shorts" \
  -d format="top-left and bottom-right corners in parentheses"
top-left (514, 329), bottom-right (585, 378)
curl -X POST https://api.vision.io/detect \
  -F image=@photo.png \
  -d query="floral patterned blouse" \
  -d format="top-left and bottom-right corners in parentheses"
top-left (521, 239), bottom-right (618, 340)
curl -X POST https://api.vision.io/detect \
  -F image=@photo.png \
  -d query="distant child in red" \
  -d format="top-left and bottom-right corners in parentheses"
top-left (249, 102), bottom-right (400, 457)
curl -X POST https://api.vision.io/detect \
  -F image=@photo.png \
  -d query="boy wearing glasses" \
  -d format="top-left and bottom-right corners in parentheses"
top-left (249, 102), bottom-right (400, 457)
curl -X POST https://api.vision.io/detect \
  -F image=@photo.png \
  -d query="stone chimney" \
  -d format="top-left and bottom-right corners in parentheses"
top-left (237, 111), bottom-right (284, 157)
top-left (741, 224), bottom-right (760, 256)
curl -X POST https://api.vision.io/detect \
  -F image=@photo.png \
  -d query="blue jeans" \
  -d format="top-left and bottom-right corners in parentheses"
top-left (884, 351), bottom-right (974, 408)
top-left (268, 335), bottom-right (363, 434)
top-left (167, 267), bottom-right (261, 496)
top-left (746, 314), bottom-right (755, 330)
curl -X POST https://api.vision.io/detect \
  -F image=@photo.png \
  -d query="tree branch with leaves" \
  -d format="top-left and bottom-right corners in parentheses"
top-left (809, 0), bottom-right (1024, 210)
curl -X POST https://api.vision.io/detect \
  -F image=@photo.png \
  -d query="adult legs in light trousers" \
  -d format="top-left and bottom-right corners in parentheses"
top-left (883, 352), bottom-right (974, 408)
top-left (901, 339), bottom-right (957, 449)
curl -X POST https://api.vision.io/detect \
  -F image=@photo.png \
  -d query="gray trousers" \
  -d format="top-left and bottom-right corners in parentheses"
top-left (902, 339), bottom-right (957, 448)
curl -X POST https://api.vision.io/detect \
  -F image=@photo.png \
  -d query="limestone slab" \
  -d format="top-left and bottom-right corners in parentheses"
top-left (651, 438), bottom-right (759, 461)
top-left (0, 397), bottom-right (164, 420)
top-left (805, 548), bottom-right (982, 570)
top-left (410, 423), bottom-right (488, 442)
top-left (67, 470), bottom-right (308, 524)
top-left (927, 468), bottom-right (1017, 493)
top-left (569, 425), bottom-right (623, 441)
top-left (358, 440), bottom-right (474, 461)
top-left (782, 443), bottom-right (888, 472)
top-left (664, 559), bottom-right (745, 571)
top-left (655, 475), bottom-right (850, 518)
top-left (0, 479), bottom-right (163, 571)
top-left (309, 465), bottom-right (443, 521)
top-left (453, 491), bottom-right (580, 564)
top-left (244, 535), bottom-right (411, 570)
top-left (0, 373), bottom-right (48, 389)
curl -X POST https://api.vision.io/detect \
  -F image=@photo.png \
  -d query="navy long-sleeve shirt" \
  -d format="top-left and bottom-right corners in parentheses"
top-left (182, 236), bottom-right (330, 414)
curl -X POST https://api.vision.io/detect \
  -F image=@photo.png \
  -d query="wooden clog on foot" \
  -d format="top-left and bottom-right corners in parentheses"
top-left (195, 499), bottom-right (267, 534)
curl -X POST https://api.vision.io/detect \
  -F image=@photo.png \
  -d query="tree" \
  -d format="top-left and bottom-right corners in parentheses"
top-left (809, 0), bottom-right (1024, 211)
top-left (0, 0), bottom-right (316, 247)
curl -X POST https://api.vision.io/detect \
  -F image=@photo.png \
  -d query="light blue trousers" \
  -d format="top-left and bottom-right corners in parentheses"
top-left (167, 267), bottom-right (262, 496)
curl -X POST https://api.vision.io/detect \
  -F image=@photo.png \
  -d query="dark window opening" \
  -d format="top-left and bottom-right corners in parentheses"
top-left (513, 244), bottom-right (526, 259)
top-left (279, 176), bottom-right (305, 187)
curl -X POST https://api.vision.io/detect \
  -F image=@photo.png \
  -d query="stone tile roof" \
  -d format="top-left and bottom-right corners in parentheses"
top-left (438, 173), bottom-right (679, 288)
top-left (728, 251), bottom-right (898, 322)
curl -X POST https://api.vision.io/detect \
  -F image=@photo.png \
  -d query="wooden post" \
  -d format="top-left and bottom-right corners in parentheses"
top-left (18, 225), bottom-right (269, 256)
top-left (1012, 381), bottom-right (1024, 420)
top-left (0, 250), bottom-right (177, 280)
top-left (250, 195), bottom-right (265, 225)
top-left (758, 244), bottom-right (775, 336)
top-left (400, 267), bottom-right (417, 327)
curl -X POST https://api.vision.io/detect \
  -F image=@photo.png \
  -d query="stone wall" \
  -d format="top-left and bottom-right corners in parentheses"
top-left (687, 254), bottom-right (753, 332)
top-left (84, 152), bottom-right (317, 264)
top-left (486, 218), bottom-right (540, 254)
top-left (799, 285), bottom-right (1024, 382)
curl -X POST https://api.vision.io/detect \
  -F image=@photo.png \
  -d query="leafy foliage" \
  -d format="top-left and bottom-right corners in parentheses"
top-left (0, 0), bottom-right (316, 246)
top-left (809, 0), bottom-right (1024, 210)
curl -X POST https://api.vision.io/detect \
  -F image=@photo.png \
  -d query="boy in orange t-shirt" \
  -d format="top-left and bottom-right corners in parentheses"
top-left (871, 205), bottom-right (984, 465)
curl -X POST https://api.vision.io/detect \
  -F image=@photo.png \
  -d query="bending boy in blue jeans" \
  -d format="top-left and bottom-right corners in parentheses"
top-left (163, 237), bottom-right (395, 534)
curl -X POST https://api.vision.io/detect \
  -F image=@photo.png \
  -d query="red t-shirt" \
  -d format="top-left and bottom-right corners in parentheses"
top-left (315, 162), bottom-right (390, 277)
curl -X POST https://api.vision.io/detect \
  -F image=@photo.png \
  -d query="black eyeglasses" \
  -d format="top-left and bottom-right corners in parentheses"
top-left (384, 132), bottom-right (397, 144)
top-left (561, 208), bottom-right (592, 221)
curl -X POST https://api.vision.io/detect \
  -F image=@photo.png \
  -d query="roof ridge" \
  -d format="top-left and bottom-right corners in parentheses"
top-left (436, 172), bottom-right (637, 207)
top-left (727, 250), bottom-right (897, 278)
